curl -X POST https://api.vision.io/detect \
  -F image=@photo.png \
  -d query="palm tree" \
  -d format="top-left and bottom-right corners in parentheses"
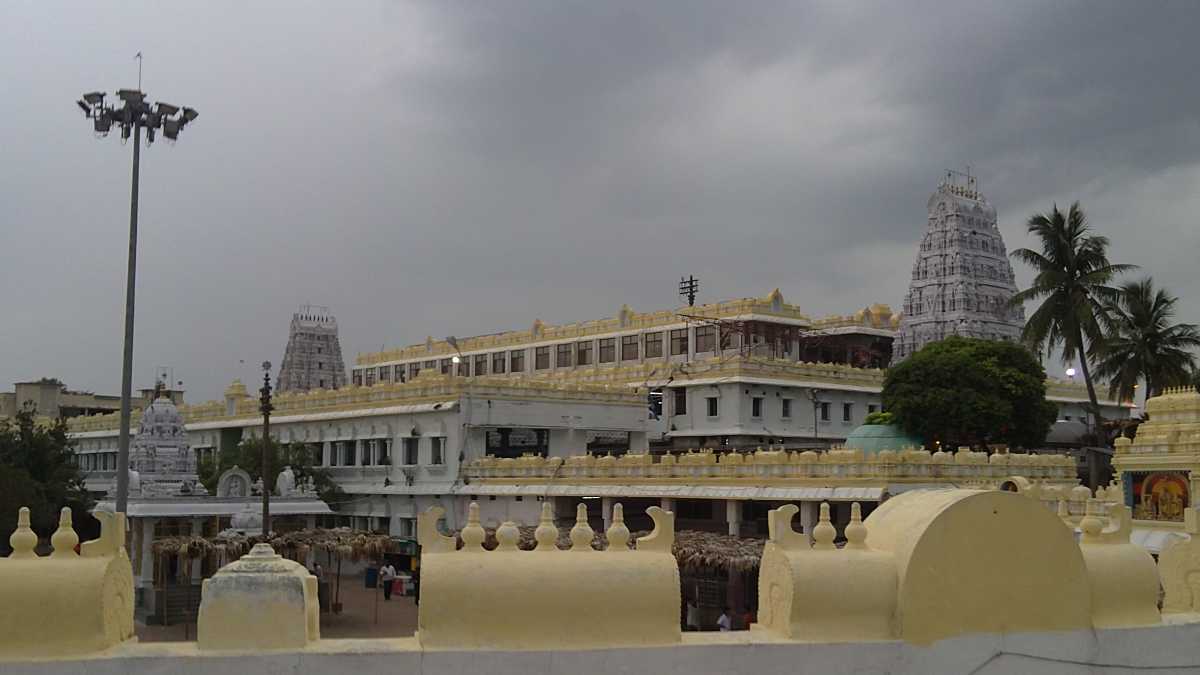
top-left (1092, 278), bottom-right (1200, 400)
top-left (1010, 202), bottom-right (1134, 436)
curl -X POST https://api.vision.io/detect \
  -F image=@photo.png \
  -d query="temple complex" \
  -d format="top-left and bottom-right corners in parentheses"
top-left (891, 172), bottom-right (1024, 364)
top-left (83, 389), bottom-right (329, 622)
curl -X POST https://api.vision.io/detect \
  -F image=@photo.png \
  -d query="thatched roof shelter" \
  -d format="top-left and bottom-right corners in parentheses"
top-left (450, 526), bottom-right (764, 574)
top-left (151, 527), bottom-right (395, 563)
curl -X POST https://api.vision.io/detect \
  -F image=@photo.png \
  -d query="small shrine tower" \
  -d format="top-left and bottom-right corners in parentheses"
top-left (277, 305), bottom-right (346, 393)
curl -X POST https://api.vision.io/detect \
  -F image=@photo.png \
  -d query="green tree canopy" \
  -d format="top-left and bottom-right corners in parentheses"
top-left (883, 337), bottom-right (1058, 449)
top-left (0, 408), bottom-right (95, 551)
top-left (1092, 278), bottom-right (1200, 400)
top-left (198, 438), bottom-right (345, 508)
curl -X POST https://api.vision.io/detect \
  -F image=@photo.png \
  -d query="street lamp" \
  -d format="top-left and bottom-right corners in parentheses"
top-left (260, 361), bottom-right (274, 537)
top-left (76, 88), bottom-right (198, 515)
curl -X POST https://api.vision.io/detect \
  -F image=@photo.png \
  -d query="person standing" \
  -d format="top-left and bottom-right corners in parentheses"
top-left (380, 561), bottom-right (397, 601)
top-left (717, 606), bottom-right (732, 632)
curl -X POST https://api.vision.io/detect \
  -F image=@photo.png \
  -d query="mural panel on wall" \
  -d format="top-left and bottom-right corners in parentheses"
top-left (1129, 470), bottom-right (1190, 522)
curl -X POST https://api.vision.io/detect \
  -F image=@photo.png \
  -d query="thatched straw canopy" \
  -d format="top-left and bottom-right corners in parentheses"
top-left (151, 528), bottom-right (395, 563)
top-left (450, 527), bottom-right (763, 574)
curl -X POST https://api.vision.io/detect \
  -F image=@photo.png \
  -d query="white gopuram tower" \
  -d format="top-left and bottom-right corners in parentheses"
top-left (891, 171), bottom-right (1025, 364)
top-left (277, 305), bottom-right (347, 392)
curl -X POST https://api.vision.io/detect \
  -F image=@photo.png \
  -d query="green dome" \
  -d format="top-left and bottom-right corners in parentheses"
top-left (843, 424), bottom-right (924, 454)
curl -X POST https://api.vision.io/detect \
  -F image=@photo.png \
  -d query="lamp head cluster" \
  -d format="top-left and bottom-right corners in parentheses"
top-left (76, 89), bottom-right (198, 143)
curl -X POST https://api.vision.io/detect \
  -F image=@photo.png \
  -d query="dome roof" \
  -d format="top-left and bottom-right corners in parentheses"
top-left (843, 424), bottom-right (924, 455)
top-left (137, 396), bottom-right (186, 442)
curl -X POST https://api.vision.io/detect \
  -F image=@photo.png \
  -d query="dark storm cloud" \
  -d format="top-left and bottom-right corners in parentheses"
top-left (1, 1), bottom-right (1198, 401)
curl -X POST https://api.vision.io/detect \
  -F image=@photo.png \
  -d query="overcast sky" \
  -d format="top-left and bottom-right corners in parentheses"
top-left (2, 1), bottom-right (1198, 403)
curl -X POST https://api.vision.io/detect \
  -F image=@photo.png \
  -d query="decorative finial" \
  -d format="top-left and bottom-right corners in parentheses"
top-left (844, 502), bottom-right (867, 549)
top-left (50, 507), bottom-right (79, 558)
top-left (461, 502), bottom-right (486, 551)
top-left (534, 503), bottom-right (558, 551)
top-left (9, 507), bottom-right (38, 559)
top-left (570, 503), bottom-right (594, 551)
top-left (812, 502), bottom-right (836, 550)
top-left (496, 520), bottom-right (520, 551)
top-left (1080, 499), bottom-right (1104, 541)
top-left (606, 503), bottom-right (630, 550)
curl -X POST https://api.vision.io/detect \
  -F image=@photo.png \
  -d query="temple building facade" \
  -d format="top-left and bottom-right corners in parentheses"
top-left (276, 305), bottom-right (346, 393)
top-left (891, 173), bottom-right (1024, 364)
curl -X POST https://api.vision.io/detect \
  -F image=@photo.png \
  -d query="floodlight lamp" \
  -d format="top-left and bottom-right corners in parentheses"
top-left (181, 107), bottom-right (199, 122)
top-left (94, 116), bottom-right (112, 134)
top-left (116, 89), bottom-right (144, 105)
top-left (155, 102), bottom-right (179, 116)
top-left (82, 91), bottom-right (105, 105)
top-left (76, 100), bottom-right (91, 115)
top-left (162, 118), bottom-right (180, 140)
top-left (121, 124), bottom-right (131, 141)
top-left (146, 127), bottom-right (156, 144)
top-left (451, 355), bottom-right (461, 364)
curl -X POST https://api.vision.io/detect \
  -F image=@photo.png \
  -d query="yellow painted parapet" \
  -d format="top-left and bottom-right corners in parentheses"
top-left (757, 503), bottom-right (897, 642)
top-left (1076, 500), bottom-right (1161, 628)
top-left (197, 543), bottom-right (320, 652)
top-left (1159, 509), bottom-right (1200, 613)
top-left (0, 508), bottom-right (134, 660)
top-left (863, 490), bottom-right (1095, 645)
top-left (467, 448), bottom-right (1077, 486)
top-left (416, 502), bottom-right (680, 650)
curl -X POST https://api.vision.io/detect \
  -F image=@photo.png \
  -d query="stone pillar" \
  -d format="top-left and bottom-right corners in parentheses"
top-left (190, 518), bottom-right (204, 580)
top-left (601, 497), bottom-right (614, 531)
top-left (799, 501), bottom-right (818, 544)
top-left (547, 428), bottom-right (578, 458)
top-left (629, 431), bottom-right (649, 453)
top-left (140, 517), bottom-right (158, 611)
top-left (661, 497), bottom-right (676, 514)
top-left (321, 441), bottom-right (330, 467)
top-left (306, 515), bottom-right (317, 529)
top-left (726, 500), bottom-right (742, 537)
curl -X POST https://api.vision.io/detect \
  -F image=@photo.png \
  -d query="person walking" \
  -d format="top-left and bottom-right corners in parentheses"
top-left (380, 561), bottom-right (397, 601)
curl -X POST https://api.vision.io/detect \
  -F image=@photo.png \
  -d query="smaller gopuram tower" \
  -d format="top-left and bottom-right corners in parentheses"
top-left (891, 171), bottom-right (1025, 364)
top-left (277, 305), bottom-right (346, 393)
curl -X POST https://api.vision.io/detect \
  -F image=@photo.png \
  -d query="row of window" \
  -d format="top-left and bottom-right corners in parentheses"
top-left (671, 390), bottom-right (877, 422)
top-left (354, 327), bottom-right (727, 385)
top-left (324, 437), bottom-right (445, 467)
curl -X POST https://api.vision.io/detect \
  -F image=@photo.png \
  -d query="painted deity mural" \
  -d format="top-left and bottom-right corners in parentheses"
top-left (1129, 471), bottom-right (1190, 522)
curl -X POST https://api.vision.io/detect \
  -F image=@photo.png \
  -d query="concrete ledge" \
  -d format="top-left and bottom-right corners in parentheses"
top-left (7, 620), bottom-right (1200, 675)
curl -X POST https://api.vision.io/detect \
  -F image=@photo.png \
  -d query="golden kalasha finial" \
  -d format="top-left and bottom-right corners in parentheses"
top-left (495, 521), bottom-right (520, 551)
top-left (844, 502), bottom-right (868, 550)
top-left (812, 502), bottom-right (837, 550)
top-left (570, 503), bottom-right (595, 551)
top-left (9, 506), bottom-right (38, 559)
top-left (50, 507), bottom-right (79, 558)
top-left (534, 502), bottom-right (558, 551)
top-left (461, 502), bottom-right (486, 551)
top-left (606, 503), bottom-right (631, 550)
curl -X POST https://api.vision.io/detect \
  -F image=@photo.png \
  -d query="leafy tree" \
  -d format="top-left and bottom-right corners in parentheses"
top-left (199, 438), bottom-right (345, 508)
top-left (1010, 202), bottom-right (1134, 436)
top-left (863, 411), bottom-right (896, 425)
top-left (0, 407), bottom-right (95, 552)
top-left (883, 337), bottom-right (1058, 449)
top-left (1092, 278), bottom-right (1200, 400)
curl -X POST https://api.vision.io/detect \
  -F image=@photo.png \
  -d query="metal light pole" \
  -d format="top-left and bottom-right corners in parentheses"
top-left (260, 361), bottom-right (274, 537)
top-left (76, 89), bottom-right (198, 515)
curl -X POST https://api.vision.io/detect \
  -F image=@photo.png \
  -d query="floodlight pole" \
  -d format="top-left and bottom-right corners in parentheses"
top-left (77, 88), bottom-right (198, 516)
top-left (113, 122), bottom-right (142, 515)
